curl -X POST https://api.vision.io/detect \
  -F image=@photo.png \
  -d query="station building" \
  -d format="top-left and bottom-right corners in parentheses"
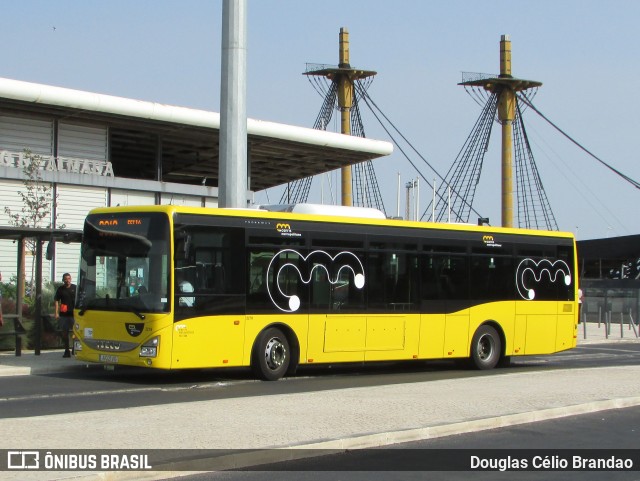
top-left (577, 235), bottom-right (640, 324)
top-left (0, 77), bottom-right (392, 283)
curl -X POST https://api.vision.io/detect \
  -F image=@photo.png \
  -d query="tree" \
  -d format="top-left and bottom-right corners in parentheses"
top-left (4, 149), bottom-right (64, 296)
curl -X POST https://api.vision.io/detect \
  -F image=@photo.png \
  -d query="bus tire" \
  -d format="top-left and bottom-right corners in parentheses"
top-left (252, 327), bottom-right (290, 381)
top-left (470, 325), bottom-right (501, 370)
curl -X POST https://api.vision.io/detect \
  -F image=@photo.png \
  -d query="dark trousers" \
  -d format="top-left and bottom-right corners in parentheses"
top-left (59, 316), bottom-right (74, 351)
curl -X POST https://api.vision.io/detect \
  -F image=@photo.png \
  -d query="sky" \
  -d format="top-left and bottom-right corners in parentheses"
top-left (3, 0), bottom-right (640, 240)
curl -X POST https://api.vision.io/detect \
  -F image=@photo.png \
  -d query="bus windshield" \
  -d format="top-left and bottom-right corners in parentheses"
top-left (77, 212), bottom-right (171, 315)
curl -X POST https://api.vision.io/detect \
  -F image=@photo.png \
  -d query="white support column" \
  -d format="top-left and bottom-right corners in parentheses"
top-left (219, 0), bottom-right (248, 208)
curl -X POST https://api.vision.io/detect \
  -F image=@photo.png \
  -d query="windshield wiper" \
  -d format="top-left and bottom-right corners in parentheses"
top-left (78, 293), bottom-right (113, 316)
top-left (80, 305), bottom-right (145, 319)
top-left (78, 296), bottom-right (146, 319)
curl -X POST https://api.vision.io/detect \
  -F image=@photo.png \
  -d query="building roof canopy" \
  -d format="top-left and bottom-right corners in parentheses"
top-left (577, 234), bottom-right (640, 261)
top-left (0, 77), bottom-right (393, 191)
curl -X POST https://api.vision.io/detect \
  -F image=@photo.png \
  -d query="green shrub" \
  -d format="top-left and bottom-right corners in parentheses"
top-left (0, 279), bottom-right (66, 350)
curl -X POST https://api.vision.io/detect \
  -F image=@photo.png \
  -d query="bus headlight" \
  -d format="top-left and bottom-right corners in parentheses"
top-left (73, 340), bottom-right (82, 352)
top-left (139, 336), bottom-right (159, 358)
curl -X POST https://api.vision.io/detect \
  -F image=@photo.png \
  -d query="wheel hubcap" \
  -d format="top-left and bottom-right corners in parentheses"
top-left (478, 334), bottom-right (494, 361)
top-left (264, 337), bottom-right (286, 370)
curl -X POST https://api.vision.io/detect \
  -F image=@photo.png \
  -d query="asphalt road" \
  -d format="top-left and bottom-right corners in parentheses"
top-left (1, 342), bottom-right (639, 420)
top-left (180, 405), bottom-right (640, 481)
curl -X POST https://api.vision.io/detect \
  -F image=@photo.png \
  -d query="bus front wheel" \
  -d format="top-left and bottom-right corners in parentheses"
top-left (470, 325), bottom-right (501, 370)
top-left (252, 327), bottom-right (290, 381)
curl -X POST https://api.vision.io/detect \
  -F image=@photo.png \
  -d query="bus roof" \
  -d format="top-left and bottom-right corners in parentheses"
top-left (257, 203), bottom-right (387, 219)
top-left (86, 204), bottom-right (576, 240)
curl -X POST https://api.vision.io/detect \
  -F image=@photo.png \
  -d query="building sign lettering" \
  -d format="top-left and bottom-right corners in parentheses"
top-left (0, 150), bottom-right (114, 177)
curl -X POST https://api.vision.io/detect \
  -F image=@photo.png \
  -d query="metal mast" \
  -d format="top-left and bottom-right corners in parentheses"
top-left (305, 28), bottom-right (377, 206)
top-left (460, 35), bottom-right (542, 227)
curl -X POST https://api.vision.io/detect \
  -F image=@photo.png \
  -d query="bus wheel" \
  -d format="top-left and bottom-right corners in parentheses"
top-left (252, 327), bottom-right (290, 381)
top-left (470, 325), bottom-right (501, 370)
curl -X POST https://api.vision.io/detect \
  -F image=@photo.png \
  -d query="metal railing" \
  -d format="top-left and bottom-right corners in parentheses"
top-left (580, 306), bottom-right (639, 340)
top-left (460, 71), bottom-right (499, 83)
top-left (580, 280), bottom-right (640, 339)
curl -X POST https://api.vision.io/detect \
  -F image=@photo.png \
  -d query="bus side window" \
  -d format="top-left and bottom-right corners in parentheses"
top-left (368, 251), bottom-right (418, 312)
top-left (438, 255), bottom-right (468, 300)
top-left (421, 255), bottom-right (440, 300)
top-left (176, 268), bottom-right (195, 307)
top-left (331, 269), bottom-right (349, 310)
top-left (557, 246), bottom-right (574, 300)
top-left (248, 251), bottom-right (269, 294)
top-left (470, 255), bottom-right (513, 300)
top-left (329, 252), bottom-right (365, 312)
top-left (311, 263), bottom-right (330, 309)
top-left (247, 248), bottom-right (307, 313)
top-left (214, 264), bottom-right (226, 293)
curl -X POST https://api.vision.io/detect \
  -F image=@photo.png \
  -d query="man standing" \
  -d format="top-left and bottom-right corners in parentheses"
top-left (54, 273), bottom-right (76, 358)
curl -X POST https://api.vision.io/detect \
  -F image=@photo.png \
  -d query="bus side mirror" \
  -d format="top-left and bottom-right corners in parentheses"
top-left (45, 241), bottom-right (55, 261)
top-left (184, 234), bottom-right (192, 260)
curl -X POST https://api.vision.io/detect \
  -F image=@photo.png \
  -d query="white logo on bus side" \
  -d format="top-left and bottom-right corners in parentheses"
top-left (515, 258), bottom-right (572, 300)
top-left (266, 249), bottom-right (365, 313)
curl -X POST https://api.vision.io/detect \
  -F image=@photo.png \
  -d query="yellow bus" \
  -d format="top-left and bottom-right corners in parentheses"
top-left (73, 204), bottom-right (578, 380)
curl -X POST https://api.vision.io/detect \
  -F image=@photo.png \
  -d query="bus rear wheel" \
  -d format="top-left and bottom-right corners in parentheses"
top-left (252, 327), bottom-right (290, 381)
top-left (470, 325), bottom-right (501, 370)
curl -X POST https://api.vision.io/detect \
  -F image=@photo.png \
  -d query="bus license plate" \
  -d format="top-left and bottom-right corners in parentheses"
top-left (99, 354), bottom-right (119, 363)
